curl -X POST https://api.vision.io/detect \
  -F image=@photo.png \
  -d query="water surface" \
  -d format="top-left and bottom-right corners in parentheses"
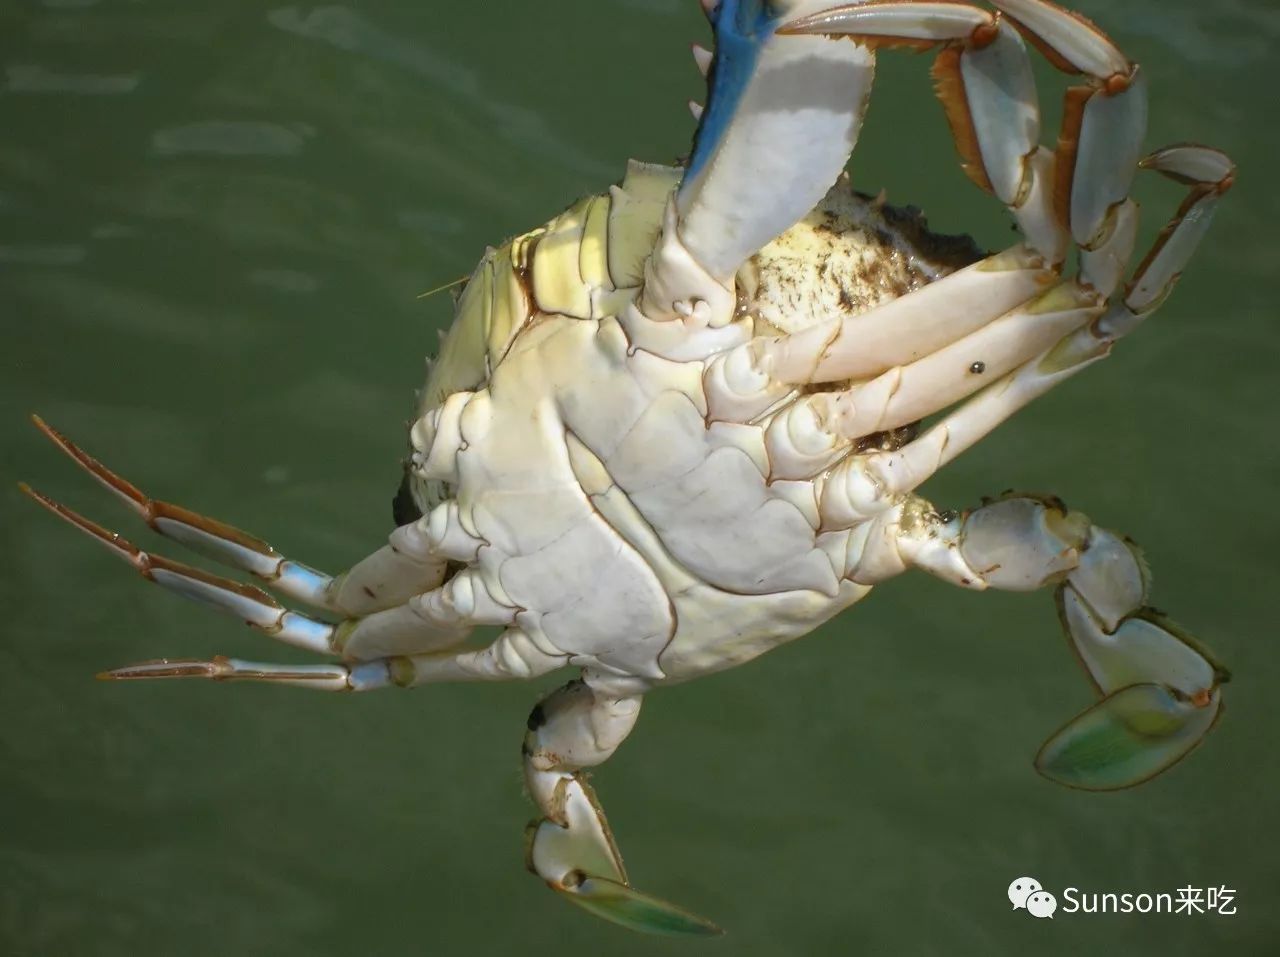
top-left (4, 1), bottom-right (1278, 953)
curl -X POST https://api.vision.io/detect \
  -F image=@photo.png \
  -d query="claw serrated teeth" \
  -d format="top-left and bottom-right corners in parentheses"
top-left (691, 43), bottom-right (713, 77)
top-left (688, 100), bottom-right (704, 122)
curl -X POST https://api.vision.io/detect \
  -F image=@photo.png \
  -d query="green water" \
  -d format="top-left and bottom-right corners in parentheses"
top-left (4, 2), bottom-right (1278, 954)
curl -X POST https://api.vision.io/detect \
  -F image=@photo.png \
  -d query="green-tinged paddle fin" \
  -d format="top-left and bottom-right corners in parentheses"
top-left (551, 873), bottom-right (723, 937)
top-left (1035, 682), bottom-right (1222, 790)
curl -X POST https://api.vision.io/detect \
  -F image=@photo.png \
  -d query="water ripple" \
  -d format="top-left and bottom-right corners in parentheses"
top-left (0, 243), bottom-right (86, 265)
top-left (151, 121), bottom-right (315, 157)
top-left (3, 63), bottom-right (139, 95)
top-left (266, 5), bottom-right (613, 179)
top-left (1086, 0), bottom-right (1279, 66)
top-left (248, 268), bottom-right (321, 293)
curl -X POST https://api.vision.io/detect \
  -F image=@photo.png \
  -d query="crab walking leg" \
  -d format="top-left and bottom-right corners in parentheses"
top-left (815, 145), bottom-right (1234, 510)
top-left (763, 281), bottom-right (1101, 480)
top-left (102, 626), bottom-right (568, 687)
top-left (782, 4), bottom-right (1069, 265)
top-left (896, 494), bottom-right (1228, 789)
top-left (786, 0), bottom-right (1164, 274)
top-left (1116, 145), bottom-right (1236, 321)
top-left (334, 387), bottom-right (490, 614)
top-left (815, 327), bottom-right (1101, 511)
top-left (21, 485), bottom-right (338, 655)
top-left (1059, 144), bottom-right (1233, 355)
top-left (329, 500), bottom-right (484, 617)
top-left (703, 245), bottom-right (1057, 422)
top-left (334, 566), bottom-right (512, 661)
top-left (100, 656), bottom-right (392, 691)
top-left (729, 0), bottom-right (1167, 418)
top-left (24, 482), bottom-right (489, 660)
top-left (28, 416), bottom-right (450, 617)
top-left (823, 314), bottom-right (1151, 510)
top-left (524, 679), bottom-right (722, 936)
top-left (30, 415), bottom-right (333, 608)
top-left (981, 0), bottom-right (1148, 253)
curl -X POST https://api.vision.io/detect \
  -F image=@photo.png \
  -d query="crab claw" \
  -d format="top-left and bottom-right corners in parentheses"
top-left (1035, 682), bottom-right (1222, 791)
top-left (673, 0), bottom-right (875, 283)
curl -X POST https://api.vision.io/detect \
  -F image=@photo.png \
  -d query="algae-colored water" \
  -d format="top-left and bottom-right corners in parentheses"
top-left (5, 1), bottom-right (1278, 953)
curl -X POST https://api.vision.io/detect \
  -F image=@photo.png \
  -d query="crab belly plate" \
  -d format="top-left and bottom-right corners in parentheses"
top-left (452, 305), bottom-right (856, 684)
top-left (426, 166), bottom-right (982, 686)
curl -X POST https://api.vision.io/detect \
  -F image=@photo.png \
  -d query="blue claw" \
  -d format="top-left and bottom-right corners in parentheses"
top-left (675, 1), bottom-right (875, 281)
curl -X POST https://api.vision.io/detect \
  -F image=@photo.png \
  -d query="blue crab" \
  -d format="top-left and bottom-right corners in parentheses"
top-left (24, 0), bottom-right (1233, 936)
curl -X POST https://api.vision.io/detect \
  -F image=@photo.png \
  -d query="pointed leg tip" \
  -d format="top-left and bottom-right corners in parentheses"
top-left (29, 412), bottom-right (65, 445)
top-left (18, 480), bottom-right (49, 504)
top-left (18, 485), bottom-right (144, 561)
top-left (98, 658), bottom-right (222, 681)
top-left (18, 485), bottom-right (84, 534)
top-left (25, 415), bottom-right (151, 510)
top-left (95, 668), bottom-right (137, 681)
top-left (18, 483), bottom-right (89, 530)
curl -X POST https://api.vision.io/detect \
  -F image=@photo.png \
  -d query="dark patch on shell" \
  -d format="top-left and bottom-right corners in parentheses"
top-left (866, 195), bottom-right (989, 271)
top-left (392, 469), bottom-right (424, 528)
top-left (856, 422), bottom-right (921, 453)
top-left (526, 703), bottom-right (548, 732)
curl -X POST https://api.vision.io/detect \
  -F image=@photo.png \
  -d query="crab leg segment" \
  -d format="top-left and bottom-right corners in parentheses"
top-left (895, 494), bottom-right (1228, 789)
top-left (24, 418), bottom-right (521, 665)
top-left (21, 484), bottom-right (339, 655)
top-left (782, 3), bottom-right (1066, 261)
top-left (27, 417), bottom-right (472, 618)
top-left (833, 156), bottom-right (1233, 499)
top-left (24, 476), bottom-right (495, 662)
top-left (524, 680), bottom-right (721, 937)
top-left (764, 281), bottom-right (1100, 480)
top-left (984, 0), bottom-right (1147, 251)
top-left (1123, 145), bottom-right (1235, 317)
top-left (29, 415), bottom-right (339, 609)
top-left (781, 3), bottom-right (1033, 203)
top-left (703, 246), bottom-right (1055, 426)
top-left (785, 0), bottom-right (1155, 267)
top-left (809, 149), bottom-right (1230, 506)
top-left (763, 247), bottom-right (1051, 384)
top-left (332, 566), bottom-right (513, 662)
top-left (100, 627), bottom-right (565, 687)
top-left (100, 655), bottom-right (396, 691)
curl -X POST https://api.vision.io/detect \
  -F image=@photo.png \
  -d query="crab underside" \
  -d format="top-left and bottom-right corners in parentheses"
top-left (25, 0), bottom-right (1233, 937)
